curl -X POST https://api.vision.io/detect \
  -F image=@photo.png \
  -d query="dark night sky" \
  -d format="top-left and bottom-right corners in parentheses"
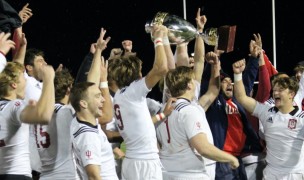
top-left (7, 0), bottom-right (304, 100)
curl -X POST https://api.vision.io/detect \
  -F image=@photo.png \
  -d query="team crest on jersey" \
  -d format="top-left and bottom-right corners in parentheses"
top-left (85, 150), bottom-right (92, 159)
top-left (14, 101), bottom-right (21, 106)
top-left (196, 122), bottom-right (201, 129)
top-left (288, 119), bottom-right (297, 129)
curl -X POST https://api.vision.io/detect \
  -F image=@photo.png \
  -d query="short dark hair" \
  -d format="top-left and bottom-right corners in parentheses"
top-left (70, 82), bottom-right (95, 112)
top-left (24, 48), bottom-right (45, 66)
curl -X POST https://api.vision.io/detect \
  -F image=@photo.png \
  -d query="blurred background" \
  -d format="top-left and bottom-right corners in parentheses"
top-left (7, 0), bottom-right (304, 100)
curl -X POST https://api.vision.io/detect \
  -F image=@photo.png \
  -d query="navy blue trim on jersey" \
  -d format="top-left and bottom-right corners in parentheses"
top-left (268, 106), bottom-right (299, 116)
top-left (0, 99), bottom-right (10, 111)
top-left (290, 106), bottom-right (299, 116)
top-left (54, 103), bottom-right (64, 113)
top-left (175, 102), bottom-right (190, 112)
top-left (76, 117), bottom-right (98, 128)
top-left (296, 111), bottom-right (304, 118)
top-left (73, 126), bottom-right (98, 138)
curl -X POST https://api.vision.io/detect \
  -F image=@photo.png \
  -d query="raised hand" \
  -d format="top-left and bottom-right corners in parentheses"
top-left (0, 32), bottom-right (16, 55)
top-left (163, 97), bottom-right (177, 117)
top-left (205, 51), bottom-right (219, 65)
top-left (249, 40), bottom-right (262, 58)
top-left (38, 65), bottom-right (55, 82)
top-left (151, 24), bottom-right (164, 40)
top-left (195, 8), bottom-right (207, 33)
top-left (109, 48), bottom-right (123, 59)
top-left (90, 43), bottom-right (97, 54)
top-left (99, 56), bottom-right (108, 82)
top-left (253, 33), bottom-right (262, 49)
top-left (232, 59), bottom-right (246, 74)
top-left (96, 28), bottom-right (111, 51)
top-left (122, 40), bottom-right (132, 52)
top-left (19, 3), bottom-right (33, 25)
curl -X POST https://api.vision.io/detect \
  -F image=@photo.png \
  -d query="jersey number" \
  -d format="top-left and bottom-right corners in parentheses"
top-left (114, 104), bottom-right (124, 130)
top-left (35, 125), bottom-right (50, 148)
top-left (164, 119), bottom-right (171, 143)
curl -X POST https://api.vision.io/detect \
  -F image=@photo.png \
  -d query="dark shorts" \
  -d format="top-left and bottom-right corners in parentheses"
top-left (0, 174), bottom-right (32, 180)
top-left (215, 156), bottom-right (247, 180)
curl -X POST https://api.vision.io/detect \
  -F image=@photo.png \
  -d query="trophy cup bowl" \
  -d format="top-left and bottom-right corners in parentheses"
top-left (145, 12), bottom-right (218, 46)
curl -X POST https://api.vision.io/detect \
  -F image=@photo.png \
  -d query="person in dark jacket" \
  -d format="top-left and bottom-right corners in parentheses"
top-left (200, 42), bottom-right (263, 180)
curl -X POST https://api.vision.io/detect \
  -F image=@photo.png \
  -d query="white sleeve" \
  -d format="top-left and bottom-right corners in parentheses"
top-left (252, 102), bottom-right (271, 123)
top-left (182, 107), bottom-right (205, 139)
top-left (194, 80), bottom-right (201, 101)
top-left (0, 53), bottom-right (7, 73)
top-left (294, 73), bottom-right (304, 108)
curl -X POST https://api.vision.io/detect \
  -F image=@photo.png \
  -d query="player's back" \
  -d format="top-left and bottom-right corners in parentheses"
top-left (156, 99), bottom-right (206, 173)
top-left (113, 79), bottom-right (159, 160)
top-left (36, 103), bottom-right (79, 180)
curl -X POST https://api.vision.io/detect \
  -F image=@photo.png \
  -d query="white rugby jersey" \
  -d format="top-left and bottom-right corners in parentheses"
top-left (113, 77), bottom-right (159, 159)
top-left (253, 102), bottom-right (304, 174)
top-left (294, 73), bottom-right (304, 109)
top-left (0, 99), bottom-right (31, 177)
top-left (71, 117), bottom-right (118, 180)
top-left (24, 71), bottom-right (43, 172)
top-left (36, 103), bottom-right (79, 180)
top-left (156, 98), bottom-right (210, 174)
top-left (0, 52), bottom-right (6, 73)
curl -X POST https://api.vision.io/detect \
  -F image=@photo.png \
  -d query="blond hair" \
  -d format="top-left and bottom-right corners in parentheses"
top-left (0, 62), bottom-right (25, 97)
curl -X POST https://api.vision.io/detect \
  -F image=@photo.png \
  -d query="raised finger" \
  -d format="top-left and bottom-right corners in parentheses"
top-left (105, 36), bottom-right (111, 44)
top-left (196, 8), bottom-right (201, 18)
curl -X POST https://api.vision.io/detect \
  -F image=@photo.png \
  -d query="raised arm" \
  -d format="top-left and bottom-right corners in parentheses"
top-left (97, 57), bottom-right (113, 124)
top-left (174, 43), bottom-right (189, 67)
top-left (74, 43), bottom-right (95, 83)
top-left (12, 33), bottom-right (26, 64)
top-left (145, 25), bottom-right (168, 89)
top-left (87, 28), bottom-right (113, 125)
top-left (233, 59), bottom-right (257, 114)
top-left (21, 65), bottom-right (55, 124)
top-left (12, 3), bottom-right (32, 57)
top-left (162, 28), bottom-right (175, 70)
top-left (199, 52), bottom-right (220, 111)
top-left (255, 49), bottom-right (271, 102)
top-left (242, 37), bottom-right (260, 95)
top-left (193, 8), bottom-right (206, 83)
top-left (87, 28), bottom-right (110, 84)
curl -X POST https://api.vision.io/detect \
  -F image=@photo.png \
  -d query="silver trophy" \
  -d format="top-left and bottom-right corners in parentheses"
top-left (145, 12), bottom-right (218, 46)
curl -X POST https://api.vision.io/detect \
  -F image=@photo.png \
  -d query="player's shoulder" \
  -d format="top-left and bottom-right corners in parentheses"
top-left (71, 120), bottom-right (99, 139)
top-left (295, 109), bottom-right (304, 119)
top-left (174, 100), bottom-right (192, 112)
